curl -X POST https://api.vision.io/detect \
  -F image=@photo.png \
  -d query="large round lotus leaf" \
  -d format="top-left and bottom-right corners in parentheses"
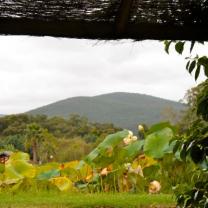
top-left (115, 140), bottom-right (144, 164)
top-left (37, 169), bottom-right (60, 180)
top-left (147, 122), bottom-right (176, 134)
top-left (84, 130), bottom-right (129, 164)
top-left (60, 161), bottom-right (79, 182)
top-left (143, 165), bottom-right (160, 179)
top-left (133, 155), bottom-right (157, 169)
top-left (144, 127), bottom-right (174, 159)
top-left (76, 161), bottom-right (93, 181)
top-left (8, 160), bottom-right (36, 178)
top-left (50, 176), bottom-right (73, 191)
top-left (36, 162), bottom-right (60, 175)
top-left (0, 164), bottom-right (4, 174)
top-left (9, 152), bottom-right (30, 161)
top-left (3, 163), bottom-right (23, 184)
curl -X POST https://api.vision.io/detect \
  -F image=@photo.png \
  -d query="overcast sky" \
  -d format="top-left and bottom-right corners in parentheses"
top-left (0, 36), bottom-right (207, 114)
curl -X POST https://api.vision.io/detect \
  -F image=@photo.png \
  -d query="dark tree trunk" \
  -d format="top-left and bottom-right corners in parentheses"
top-left (32, 141), bottom-right (38, 164)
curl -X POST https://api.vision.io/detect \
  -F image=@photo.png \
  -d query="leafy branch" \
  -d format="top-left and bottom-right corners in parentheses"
top-left (164, 40), bottom-right (208, 208)
top-left (164, 40), bottom-right (208, 81)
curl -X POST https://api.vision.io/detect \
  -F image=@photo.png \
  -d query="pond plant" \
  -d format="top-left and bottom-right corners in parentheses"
top-left (0, 121), bottom-right (193, 195)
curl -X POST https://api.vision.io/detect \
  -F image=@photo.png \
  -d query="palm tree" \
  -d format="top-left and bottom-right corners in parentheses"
top-left (24, 123), bottom-right (44, 163)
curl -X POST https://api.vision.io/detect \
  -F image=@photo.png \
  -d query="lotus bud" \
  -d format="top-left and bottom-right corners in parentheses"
top-left (138, 125), bottom-right (144, 132)
top-left (128, 130), bottom-right (133, 137)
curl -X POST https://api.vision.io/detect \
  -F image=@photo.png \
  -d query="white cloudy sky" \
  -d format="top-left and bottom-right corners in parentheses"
top-left (0, 36), bottom-right (207, 114)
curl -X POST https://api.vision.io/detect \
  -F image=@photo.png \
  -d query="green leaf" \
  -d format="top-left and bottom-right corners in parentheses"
top-left (189, 60), bottom-right (196, 74)
top-left (195, 65), bottom-right (201, 81)
top-left (164, 40), bottom-right (172, 54)
top-left (10, 152), bottom-right (30, 161)
top-left (50, 177), bottom-right (73, 191)
top-left (186, 61), bottom-right (190, 70)
top-left (144, 127), bottom-right (174, 159)
top-left (0, 164), bottom-right (4, 174)
top-left (175, 41), bottom-right (185, 55)
top-left (84, 130), bottom-right (129, 164)
top-left (198, 56), bottom-right (208, 66)
top-left (143, 165), bottom-right (160, 179)
top-left (204, 67), bottom-right (208, 77)
top-left (115, 140), bottom-right (144, 163)
top-left (190, 41), bottom-right (195, 53)
top-left (8, 160), bottom-right (36, 178)
top-left (37, 169), bottom-right (60, 180)
top-left (147, 122), bottom-right (176, 134)
top-left (3, 163), bottom-right (23, 184)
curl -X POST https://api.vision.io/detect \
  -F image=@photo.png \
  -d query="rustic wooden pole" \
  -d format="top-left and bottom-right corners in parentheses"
top-left (115, 0), bottom-right (134, 35)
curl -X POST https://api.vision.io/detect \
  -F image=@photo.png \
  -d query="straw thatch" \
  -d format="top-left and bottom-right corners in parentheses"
top-left (0, 0), bottom-right (208, 40)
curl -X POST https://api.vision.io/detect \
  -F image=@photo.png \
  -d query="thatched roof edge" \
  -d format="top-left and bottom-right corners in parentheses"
top-left (1, 18), bottom-right (208, 41)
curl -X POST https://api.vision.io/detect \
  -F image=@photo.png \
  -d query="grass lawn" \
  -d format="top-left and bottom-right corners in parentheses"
top-left (0, 192), bottom-right (175, 208)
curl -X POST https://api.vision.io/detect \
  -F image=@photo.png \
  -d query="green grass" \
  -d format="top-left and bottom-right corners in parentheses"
top-left (0, 192), bottom-right (175, 208)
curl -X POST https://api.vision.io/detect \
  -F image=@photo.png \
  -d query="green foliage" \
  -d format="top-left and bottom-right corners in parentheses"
top-left (196, 80), bottom-right (208, 121)
top-left (176, 174), bottom-right (208, 208)
top-left (164, 41), bottom-right (208, 81)
top-left (54, 138), bottom-right (92, 162)
top-left (0, 114), bottom-right (120, 162)
top-left (0, 124), bottom-right (182, 194)
top-left (25, 123), bottom-right (56, 163)
top-left (144, 127), bottom-right (173, 159)
top-left (164, 40), bottom-right (208, 208)
top-left (84, 130), bottom-right (129, 167)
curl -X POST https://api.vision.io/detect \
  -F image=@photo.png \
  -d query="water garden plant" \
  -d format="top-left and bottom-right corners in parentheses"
top-left (0, 122), bottom-right (195, 196)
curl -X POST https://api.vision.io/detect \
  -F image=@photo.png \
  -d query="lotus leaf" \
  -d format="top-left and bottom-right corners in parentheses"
top-left (37, 169), bottom-right (60, 180)
top-left (144, 127), bottom-right (174, 158)
top-left (50, 176), bottom-right (73, 191)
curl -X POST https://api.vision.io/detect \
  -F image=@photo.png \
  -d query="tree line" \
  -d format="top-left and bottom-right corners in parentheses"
top-left (0, 114), bottom-right (121, 163)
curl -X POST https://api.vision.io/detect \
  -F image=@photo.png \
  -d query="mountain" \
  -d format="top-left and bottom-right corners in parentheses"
top-left (27, 92), bottom-right (186, 131)
top-left (0, 114), bottom-right (4, 117)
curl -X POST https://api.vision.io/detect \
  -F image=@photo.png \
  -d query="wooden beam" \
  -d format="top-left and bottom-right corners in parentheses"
top-left (115, 0), bottom-right (134, 35)
top-left (0, 18), bottom-right (208, 41)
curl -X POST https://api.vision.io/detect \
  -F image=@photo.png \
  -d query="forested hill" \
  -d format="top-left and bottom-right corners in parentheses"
top-left (28, 92), bottom-right (186, 131)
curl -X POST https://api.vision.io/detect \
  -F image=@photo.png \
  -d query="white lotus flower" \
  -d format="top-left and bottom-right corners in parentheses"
top-left (100, 167), bottom-right (108, 176)
top-left (132, 136), bottom-right (138, 141)
top-left (128, 130), bottom-right (133, 137)
top-left (123, 137), bottom-right (131, 145)
top-left (149, 180), bottom-right (161, 194)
